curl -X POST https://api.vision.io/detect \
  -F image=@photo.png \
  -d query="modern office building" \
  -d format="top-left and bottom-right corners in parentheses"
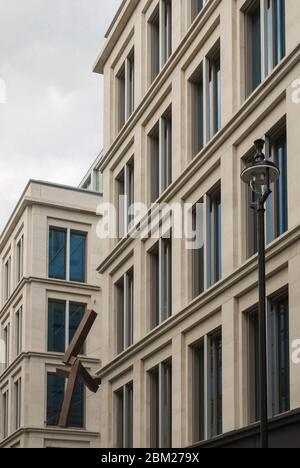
top-left (0, 180), bottom-right (102, 448)
top-left (80, 151), bottom-right (104, 194)
top-left (94, 0), bottom-right (300, 448)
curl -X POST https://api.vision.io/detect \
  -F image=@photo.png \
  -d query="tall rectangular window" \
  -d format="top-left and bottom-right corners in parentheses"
top-left (245, 0), bottom-right (286, 96)
top-left (4, 323), bottom-right (10, 369)
top-left (149, 360), bottom-right (172, 448)
top-left (192, 340), bottom-right (205, 442)
top-left (49, 228), bottom-right (87, 282)
top-left (117, 159), bottom-right (135, 238)
top-left (192, 329), bottom-right (222, 442)
top-left (247, 293), bottom-right (290, 423)
top-left (4, 257), bottom-right (11, 301)
top-left (193, 183), bottom-right (222, 298)
top-left (46, 373), bottom-right (84, 428)
top-left (246, 0), bottom-right (262, 94)
top-left (2, 391), bottom-right (9, 439)
top-left (190, 64), bottom-right (204, 157)
top-left (267, 129), bottom-right (288, 243)
top-left (149, 0), bottom-right (172, 83)
top-left (150, 109), bottom-right (172, 202)
top-left (208, 186), bottom-right (222, 287)
top-left (48, 300), bottom-right (86, 354)
top-left (117, 49), bottom-right (135, 131)
top-left (14, 379), bottom-right (21, 430)
top-left (269, 294), bottom-right (290, 417)
top-left (15, 307), bottom-right (23, 356)
top-left (207, 45), bottom-right (221, 141)
top-left (116, 269), bottom-right (134, 354)
top-left (49, 228), bottom-right (66, 280)
top-left (116, 383), bottom-right (133, 448)
top-left (209, 330), bottom-right (223, 438)
top-left (16, 236), bottom-right (24, 283)
top-left (70, 232), bottom-right (86, 282)
top-left (149, 237), bottom-right (172, 329)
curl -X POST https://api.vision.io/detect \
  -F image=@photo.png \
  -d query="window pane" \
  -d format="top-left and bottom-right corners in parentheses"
top-left (69, 302), bottom-right (86, 354)
top-left (46, 373), bottom-right (65, 427)
top-left (49, 228), bottom-right (66, 279)
top-left (161, 361), bottom-right (172, 448)
top-left (278, 298), bottom-right (290, 413)
top-left (48, 300), bottom-right (66, 353)
top-left (70, 232), bottom-right (86, 282)
top-left (275, 137), bottom-right (288, 236)
top-left (161, 239), bottom-right (172, 322)
top-left (274, 0), bottom-right (286, 65)
top-left (68, 381), bottom-right (84, 428)
top-left (209, 331), bottom-right (222, 437)
top-left (270, 296), bottom-right (290, 416)
top-left (250, 3), bottom-right (262, 92)
top-left (46, 373), bottom-right (84, 428)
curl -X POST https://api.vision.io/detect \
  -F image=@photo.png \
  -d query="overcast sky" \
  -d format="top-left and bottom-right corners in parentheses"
top-left (0, 0), bottom-right (121, 231)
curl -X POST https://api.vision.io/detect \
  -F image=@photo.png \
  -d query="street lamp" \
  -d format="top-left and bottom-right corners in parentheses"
top-left (241, 139), bottom-right (280, 449)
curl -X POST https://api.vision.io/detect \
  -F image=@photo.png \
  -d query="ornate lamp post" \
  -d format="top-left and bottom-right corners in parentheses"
top-left (241, 139), bottom-right (280, 449)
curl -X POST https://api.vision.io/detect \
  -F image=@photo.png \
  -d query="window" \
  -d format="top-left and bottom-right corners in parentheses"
top-left (192, 328), bottom-right (222, 442)
top-left (15, 307), bottom-right (22, 356)
top-left (117, 49), bottom-right (135, 131)
top-left (149, 0), bottom-right (172, 83)
top-left (149, 237), bottom-right (172, 329)
top-left (117, 159), bottom-right (135, 238)
top-left (190, 65), bottom-right (204, 157)
top-left (16, 236), bottom-right (24, 283)
top-left (247, 293), bottom-right (290, 422)
top-left (149, 108), bottom-right (172, 202)
top-left (3, 323), bottom-right (10, 369)
top-left (48, 228), bottom-right (66, 279)
top-left (49, 227), bottom-right (87, 282)
top-left (191, 0), bottom-right (207, 21)
top-left (246, 126), bottom-right (287, 257)
top-left (70, 232), bottom-right (86, 282)
top-left (116, 269), bottom-right (134, 354)
top-left (246, 0), bottom-right (262, 94)
top-left (266, 129), bottom-right (288, 243)
top-left (4, 257), bottom-right (11, 301)
top-left (116, 383), bottom-right (133, 448)
top-left (193, 183), bottom-right (222, 298)
top-left (209, 330), bottom-right (223, 437)
top-left (207, 45), bottom-right (221, 141)
top-left (48, 300), bottom-right (86, 354)
top-left (208, 186), bottom-right (222, 287)
top-left (245, 0), bottom-right (286, 96)
top-left (149, 360), bottom-right (172, 448)
top-left (14, 379), bottom-right (21, 430)
top-left (46, 373), bottom-right (84, 428)
top-left (189, 42), bottom-right (221, 157)
top-left (2, 391), bottom-right (8, 439)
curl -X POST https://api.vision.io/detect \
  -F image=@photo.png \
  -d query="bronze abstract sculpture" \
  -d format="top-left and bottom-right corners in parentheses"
top-left (56, 309), bottom-right (101, 428)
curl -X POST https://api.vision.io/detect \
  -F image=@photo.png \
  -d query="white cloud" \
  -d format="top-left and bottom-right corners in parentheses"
top-left (0, 0), bottom-right (121, 231)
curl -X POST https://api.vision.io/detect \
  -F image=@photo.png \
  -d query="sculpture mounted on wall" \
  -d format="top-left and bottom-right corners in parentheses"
top-left (56, 309), bottom-right (101, 428)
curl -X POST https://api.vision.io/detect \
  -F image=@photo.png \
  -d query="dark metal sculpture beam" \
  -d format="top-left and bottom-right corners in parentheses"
top-left (55, 309), bottom-right (101, 428)
top-left (63, 309), bottom-right (97, 365)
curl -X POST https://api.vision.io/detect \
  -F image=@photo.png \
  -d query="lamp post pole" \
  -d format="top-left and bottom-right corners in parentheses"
top-left (257, 194), bottom-right (270, 449)
top-left (241, 139), bottom-right (280, 449)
